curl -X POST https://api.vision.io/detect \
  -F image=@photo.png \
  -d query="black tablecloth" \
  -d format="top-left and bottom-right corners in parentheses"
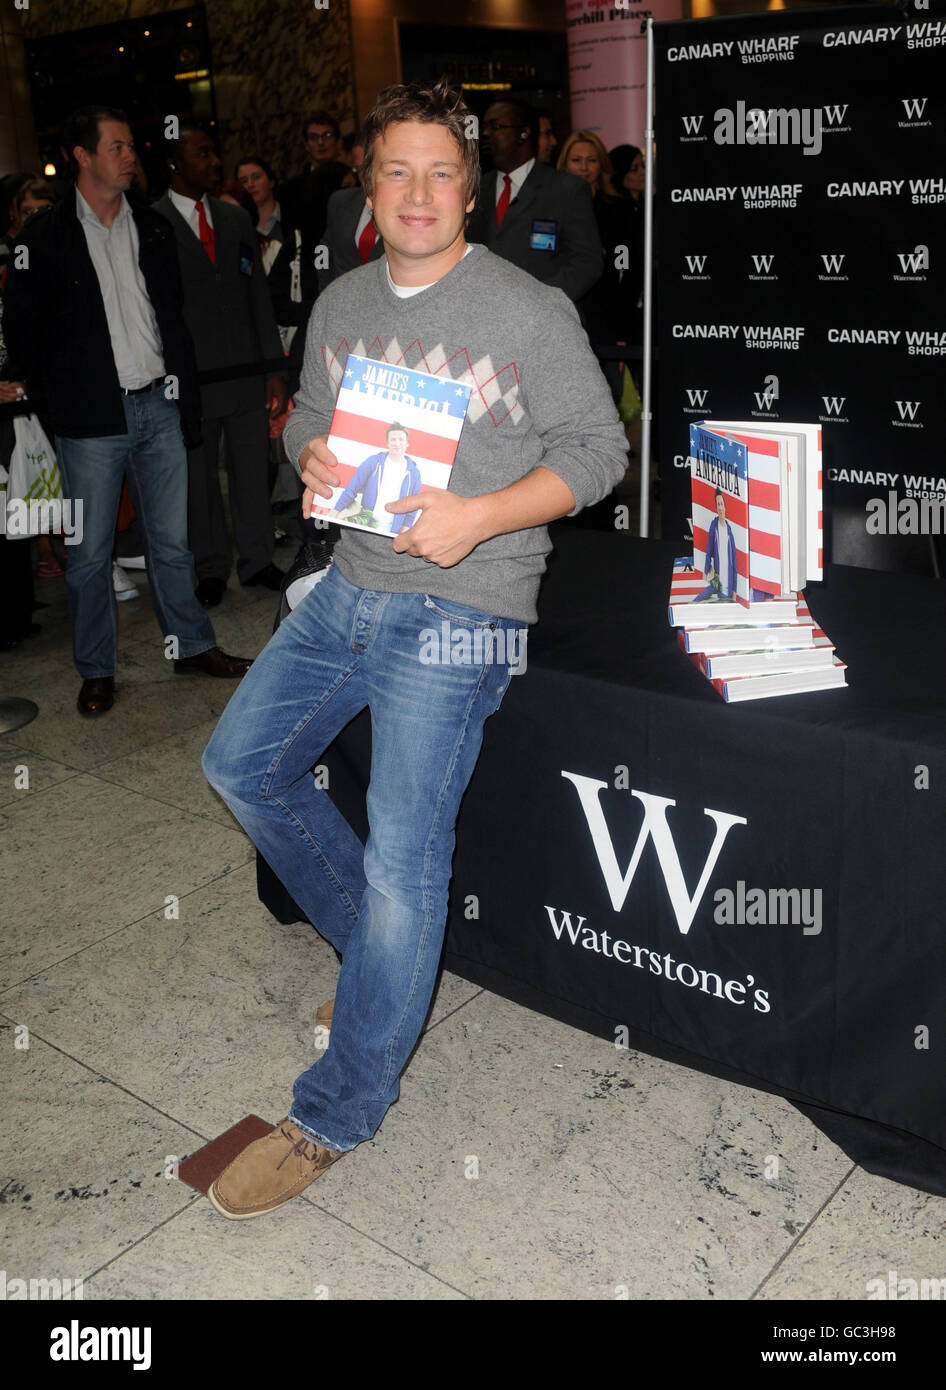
top-left (259, 528), bottom-right (946, 1193)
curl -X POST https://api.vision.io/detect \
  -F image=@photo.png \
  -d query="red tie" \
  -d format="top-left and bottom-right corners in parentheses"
top-left (357, 218), bottom-right (377, 263)
top-left (195, 198), bottom-right (215, 264)
top-left (495, 174), bottom-right (513, 228)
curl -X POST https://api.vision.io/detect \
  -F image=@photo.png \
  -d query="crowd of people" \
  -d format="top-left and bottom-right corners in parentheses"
top-left (0, 91), bottom-right (646, 686)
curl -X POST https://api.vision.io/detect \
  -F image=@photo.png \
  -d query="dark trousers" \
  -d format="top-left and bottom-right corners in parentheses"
top-left (186, 409), bottom-right (273, 583)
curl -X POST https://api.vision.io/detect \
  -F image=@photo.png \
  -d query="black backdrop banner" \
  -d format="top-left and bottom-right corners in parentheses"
top-left (653, 5), bottom-right (945, 574)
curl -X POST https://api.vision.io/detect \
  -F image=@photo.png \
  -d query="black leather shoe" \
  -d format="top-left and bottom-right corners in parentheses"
top-left (196, 577), bottom-right (227, 607)
top-left (77, 676), bottom-right (115, 717)
top-left (173, 646), bottom-right (252, 678)
top-left (242, 563), bottom-right (285, 592)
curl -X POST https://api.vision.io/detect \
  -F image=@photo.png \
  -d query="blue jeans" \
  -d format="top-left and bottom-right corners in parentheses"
top-left (56, 389), bottom-right (215, 678)
top-left (202, 562), bottom-right (522, 1151)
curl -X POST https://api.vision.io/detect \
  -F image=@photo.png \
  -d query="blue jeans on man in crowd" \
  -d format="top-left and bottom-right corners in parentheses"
top-left (56, 387), bottom-right (215, 678)
top-left (202, 561), bottom-right (522, 1152)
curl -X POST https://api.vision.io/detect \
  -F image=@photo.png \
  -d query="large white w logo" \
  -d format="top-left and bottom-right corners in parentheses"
top-left (562, 773), bottom-right (747, 935)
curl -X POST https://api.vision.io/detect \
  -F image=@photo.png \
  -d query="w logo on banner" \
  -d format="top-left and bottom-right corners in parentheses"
top-left (685, 388), bottom-right (709, 407)
top-left (684, 255), bottom-right (707, 273)
top-left (895, 400), bottom-right (921, 421)
top-left (681, 115), bottom-right (704, 134)
top-left (822, 104), bottom-right (849, 126)
top-left (821, 396), bottom-right (846, 416)
top-left (561, 773), bottom-right (747, 935)
top-left (901, 97), bottom-right (928, 120)
top-left (897, 245), bottom-right (929, 273)
top-left (751, 253), bottom-right (774, 274)
top-left (821, 253), bottom-right (845, 273)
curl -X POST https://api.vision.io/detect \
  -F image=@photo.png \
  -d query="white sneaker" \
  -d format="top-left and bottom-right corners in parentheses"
top-left (112, 562), bottom-right (139, 601)
top-left (115, 555), bottom-right (147, 570)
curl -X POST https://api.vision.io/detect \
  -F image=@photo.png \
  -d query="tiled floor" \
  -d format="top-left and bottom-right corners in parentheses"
top-left (2, 558), bottom-right (943, 1301)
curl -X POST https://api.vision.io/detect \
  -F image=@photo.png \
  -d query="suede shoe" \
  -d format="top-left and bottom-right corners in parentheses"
top-left (173, 646), bottom-right (252, 678)
top-left (208, 1117), bottom-right (343, 1219)
top-left (314, 997), bottom-right (334, 1050)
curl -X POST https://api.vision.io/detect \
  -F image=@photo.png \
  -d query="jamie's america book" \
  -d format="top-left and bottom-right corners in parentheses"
top-left (309, 354), bottom-right (473, 538)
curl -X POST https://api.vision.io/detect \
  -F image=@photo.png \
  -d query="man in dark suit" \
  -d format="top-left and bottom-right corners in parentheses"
top-left (467, 99), bottom-right (602, 304)
top-left (280, 111), bottom-right (351, 264)
top-left (317, 185), bottom-right (384, 292)
top-left (3, 105), bottom-right (252, 714)
top-left (154, 122), bottom-right (287, 604)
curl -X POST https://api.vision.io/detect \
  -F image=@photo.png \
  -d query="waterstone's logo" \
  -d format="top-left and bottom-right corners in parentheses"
top-left (680, 114), bottom-right (706, 142)
top-left (892, 399), bottom-right (923, 428)
top-left (752, 373), bottom-right (779, 417)
top-left (544, 772), bottom-right (775, 1013)
top-left (818, 253), bottom-right (848, 282)
top-left (683, 254), bottom-right (710, 281)
top-left (683, 386), bottom-right (710, 413)
top-left (819, 395), bottom-right (849, 424)
top-left (820, 103), bottom-right (851, 134)
top-left (748, 253), bottom-right (776, 281)
top-left (899, 96), bottom-right (932, 127)
top-left (894, 244), bottom-right (929, 281)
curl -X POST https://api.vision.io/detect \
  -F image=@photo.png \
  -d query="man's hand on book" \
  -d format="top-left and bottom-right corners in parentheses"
top-left (299, 435), bottom-right (340, 520)
top-left (388, 491), bottom-right (487, 567)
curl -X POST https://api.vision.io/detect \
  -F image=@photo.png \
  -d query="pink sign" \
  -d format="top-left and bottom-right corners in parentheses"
top-left (566, 0), bottom-right (682, 150)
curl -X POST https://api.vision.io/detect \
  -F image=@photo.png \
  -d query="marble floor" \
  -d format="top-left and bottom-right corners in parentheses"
top-left (1, 558), bottom-right (943, 1303)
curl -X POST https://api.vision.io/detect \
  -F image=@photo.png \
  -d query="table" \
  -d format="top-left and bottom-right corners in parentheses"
top-left (258, 528), bottom-right (946, 1192)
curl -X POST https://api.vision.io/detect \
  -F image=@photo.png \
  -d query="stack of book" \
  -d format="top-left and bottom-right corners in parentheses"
top-left (669, 421), bottom-right (847, 703)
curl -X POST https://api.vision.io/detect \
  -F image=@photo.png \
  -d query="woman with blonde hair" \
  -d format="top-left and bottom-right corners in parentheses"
top-left (557, 130), bottom-right (639, 402)
top-left (557, 129), bottom-right (617, 199)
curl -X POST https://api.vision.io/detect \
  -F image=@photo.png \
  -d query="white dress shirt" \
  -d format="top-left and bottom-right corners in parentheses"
top-left (495, 158), bottom-right (534, 207)
top-left (76, 188), bottom-right (164, 390)
top-left (168, 187), bottom-right (215, 238)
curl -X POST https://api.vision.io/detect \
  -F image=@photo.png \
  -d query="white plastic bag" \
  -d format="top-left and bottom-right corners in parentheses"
top-left (8, 414), bottom-right (61, 504)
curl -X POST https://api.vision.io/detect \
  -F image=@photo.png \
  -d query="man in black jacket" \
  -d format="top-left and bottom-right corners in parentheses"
top-left (466, 98), bottom-right (602, 304)
top-left (155, 122), bottom-right (287, 604)
top-left (4, 105), bottom-right (251, 716)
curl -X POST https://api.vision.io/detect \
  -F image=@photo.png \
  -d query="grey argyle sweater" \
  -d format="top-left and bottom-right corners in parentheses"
top-left (283, 243), bottom-right (627, 622)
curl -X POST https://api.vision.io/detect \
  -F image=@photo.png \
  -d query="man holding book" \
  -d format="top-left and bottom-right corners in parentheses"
top-left (695, 487), bottom-right (737, 601)
top-left (329, 422), bottom-right (420, 532)
top-left (200, 78), bottom-right (627, 1218)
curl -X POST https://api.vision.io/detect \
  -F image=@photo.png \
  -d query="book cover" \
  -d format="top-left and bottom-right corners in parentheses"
top-left (708, 420), bottom-right (823, 586)
top-left (690, 424), bottom-right (754, 606)
top-left (309, 354), bottom-right (473, 537)
top-left (668, 559), bottom-right (797, 627)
